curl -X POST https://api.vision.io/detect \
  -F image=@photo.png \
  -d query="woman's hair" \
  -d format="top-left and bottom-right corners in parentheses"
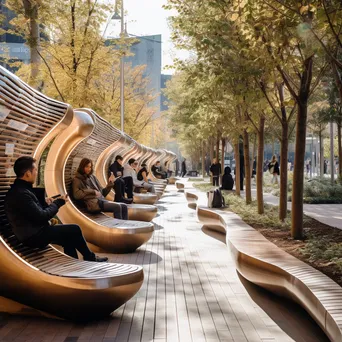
top-left (141, 163), bottom-right (147, 167)
top-left (272, 155), bottom-right (277, 162)
top-left (77, 158), bottom-right (93, 175)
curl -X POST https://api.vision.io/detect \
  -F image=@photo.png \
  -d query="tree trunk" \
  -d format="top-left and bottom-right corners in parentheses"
top-left (279, 125), bottom-right (289, 220)
top-left (250, 134), bottom-right (256, 178)
top-left (278, 83), bottom-right (289, 221)
top-left (338, 122), bottom-right (342, 180)
top-left (216, 136), bottom-right (220, 160)
top-left (257, 116), bottom-right (265, 214)
top-left (243, 126), bottom-right (252, 204)
top-left (234, 142), bottom-right (240, 196)
top-left (210, 137), bottom-right (214, 163)
top-left (319, 131), bottom-right (324, 178)
top-left (291, 56), bottom-right (313, 240)
top-left (291, 102), bottom-right (308, 239)
top-left (23, 0), bottom-right (40, 85)
top-left (202, 140), bottom-right (205, 178)
top-left (221, 138), bottom-right (225, 175)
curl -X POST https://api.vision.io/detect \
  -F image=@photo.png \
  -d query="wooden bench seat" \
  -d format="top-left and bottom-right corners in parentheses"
top-left (0, 66), bottom-right (143, 320)
top-left (45, 109), bottom-right (155, 253)
top-left (186, 190), bottom-right (342, 342)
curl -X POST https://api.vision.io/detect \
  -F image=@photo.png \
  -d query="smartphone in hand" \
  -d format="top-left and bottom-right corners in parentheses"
top-left (51, 194), bottom-right (61, 199)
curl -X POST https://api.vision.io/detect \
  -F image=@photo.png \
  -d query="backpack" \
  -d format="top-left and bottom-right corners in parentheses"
top-left (207, 189), bottom-right (226, 208)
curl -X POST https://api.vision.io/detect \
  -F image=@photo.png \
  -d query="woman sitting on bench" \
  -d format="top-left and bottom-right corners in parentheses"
top-left (72, 158), bottom-right (128, 220)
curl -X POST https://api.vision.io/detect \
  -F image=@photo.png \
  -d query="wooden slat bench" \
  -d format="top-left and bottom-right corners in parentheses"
top-left (187, 190), bottom-right (342, 342)
top-left (45, 109), bottom-right (155, 253)
top-left (0, 66), bottom-right (143, 320)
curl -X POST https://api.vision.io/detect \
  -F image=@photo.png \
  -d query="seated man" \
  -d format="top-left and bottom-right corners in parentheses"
top-left (108, 155), bottom-right (133, 203)
top-left (221, 166), bottom-right (234, 190)
top-left (72, 158), bottom-right (128, 220)
top-left (124, 159), bottom-right (156, 193)
top-left (5, 156), bottom-right (107, 262)
top-left (152, 161), bottom-right (166, 179)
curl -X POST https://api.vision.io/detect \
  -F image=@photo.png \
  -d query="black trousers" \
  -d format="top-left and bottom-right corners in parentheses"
top-left (213, 175), bottom-right (220, 186)
top-left (181, 170), bottom-right (187, 177)
top-left (24, 224), bottom-right (94, 260)
top-left (114, 177), bottom-right (133, 200)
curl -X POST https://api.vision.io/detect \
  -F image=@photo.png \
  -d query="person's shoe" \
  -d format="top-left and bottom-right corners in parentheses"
top-left (115, 197), bottom-right (133, 204)
top-left (94, 255), bottom-right (108, 262)
top-left (85, 253), bottom-right (108, 262)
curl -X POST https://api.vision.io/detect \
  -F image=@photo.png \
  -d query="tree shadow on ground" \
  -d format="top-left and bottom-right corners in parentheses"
top-left (238, 273), bottom-right (330, 342)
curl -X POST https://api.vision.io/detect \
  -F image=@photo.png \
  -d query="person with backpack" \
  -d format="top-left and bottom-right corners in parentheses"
top-left (210, 158), bottom-right (222, 186)
top-left (268, 155), bottom-right (280, 185)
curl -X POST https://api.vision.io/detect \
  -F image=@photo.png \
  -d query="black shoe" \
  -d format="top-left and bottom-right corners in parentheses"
top-left (95, 255), bottom-right (108, 262)
top-left (120, 198), bottom-right (133, 204)
top-left (85, 253), bottom-right (108, 262)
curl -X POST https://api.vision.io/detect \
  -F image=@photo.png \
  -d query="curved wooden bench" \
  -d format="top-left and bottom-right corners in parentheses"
top-left (184, 191), bottom-right (199, 210)
top-left (45, 109), bottom-right (154, 253)
top-left (193, 192), bottom-right (342, 342)
top-left (103, 140), bottom-right (159, 205)
top-left (175, 181), bottom-right (185, 191)
top-left (0, 67), bottom-right (143, 320)
top-left (76, 109), bottom-right (158, 220)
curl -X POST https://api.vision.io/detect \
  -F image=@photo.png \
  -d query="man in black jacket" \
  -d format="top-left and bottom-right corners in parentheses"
top-left (210, 158), bottom-right (222, 186)
top-left (108, 155), bottom-right (133, 203)
top-left (5, 156), bottom-right (107, 262)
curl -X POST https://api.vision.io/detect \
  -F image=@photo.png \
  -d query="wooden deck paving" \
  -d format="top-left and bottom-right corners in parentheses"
top-left (0, 185), bottom-right (330, 341)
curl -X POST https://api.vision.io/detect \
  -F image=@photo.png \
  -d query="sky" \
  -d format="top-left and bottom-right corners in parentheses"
top-left (104, 0), bottom-right (189, 74)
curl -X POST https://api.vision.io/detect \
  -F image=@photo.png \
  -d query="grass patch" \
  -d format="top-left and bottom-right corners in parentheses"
top-left (193, 182), bottom-right (215, 192)
top-left (189, 177), bottom-right (204, 182)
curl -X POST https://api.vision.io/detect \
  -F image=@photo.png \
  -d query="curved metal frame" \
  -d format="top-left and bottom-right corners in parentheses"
top-left (45, 110), bottom-right (154, 253)
top-left (0, 66), bottom-right (143, 320)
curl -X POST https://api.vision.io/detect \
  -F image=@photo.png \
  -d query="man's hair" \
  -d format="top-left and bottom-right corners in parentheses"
top-left (156, 161), bottom-right (160, 164)
top-left (77, 158), bottom-right (93, 176)
top-left (128, 158), bottom-right (136, 165)
top-left (141, 163), bottom-right (147, 167)
top-left (115, 155), bottom-right (123, 161)
top-left (14, 156), bottom-right (36, 178)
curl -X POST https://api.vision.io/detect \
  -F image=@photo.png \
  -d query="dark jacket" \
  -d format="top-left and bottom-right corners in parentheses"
top-left (138, 167), bottom-right (149, 181)
top-left (181, 161), bottom-right (187, 172)
top-left (210, 163), bottom-right (221, 176)
top-left (5, 179), bottom-right (65, 242)
top-left (72, 172), bottom-right (113, 213)
top-left (109, 161), bottom-right (124, 178)
top-left (152, 165), bottom-right (162, 177)
top-left (268, 161), bottom-right (280, 175)
top-left (221, 167), bottom-right (234, 190)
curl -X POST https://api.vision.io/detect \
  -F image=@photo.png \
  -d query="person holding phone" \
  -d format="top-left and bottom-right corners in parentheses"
top-left (72, 158), bottom-right (128, 220)
top-left (5, 156), bottom-right (108, 262)
top-left (108, 155), bottom-right (134, 203)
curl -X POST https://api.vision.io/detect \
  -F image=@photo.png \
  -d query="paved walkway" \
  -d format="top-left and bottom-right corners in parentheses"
top-left (248, 189), bottom-right (342, 230)
top-left (0, 185), bottom-right (329, 341)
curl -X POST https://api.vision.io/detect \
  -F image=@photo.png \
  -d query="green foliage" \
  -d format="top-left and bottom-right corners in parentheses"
top-left (224, 194), bottom-right (291, 229)
top-left (304, 178), bottom-right (342, 198)
top-left (301, 239), bottom-right (342, 274)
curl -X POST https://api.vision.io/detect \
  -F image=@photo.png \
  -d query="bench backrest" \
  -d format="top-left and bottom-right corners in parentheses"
top-left (0, 66), bottom-right (70, 262)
